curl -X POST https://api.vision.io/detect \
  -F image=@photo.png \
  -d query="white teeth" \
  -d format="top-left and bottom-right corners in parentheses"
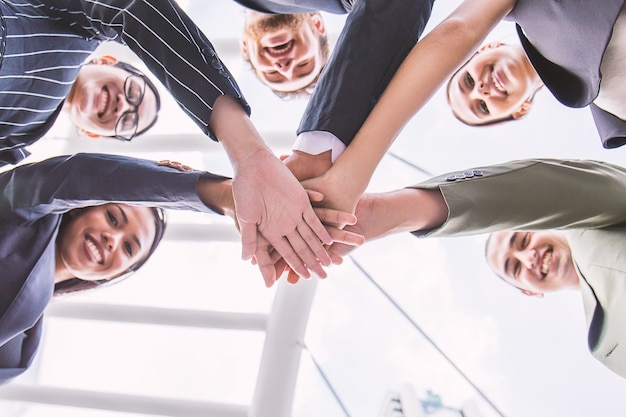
top-left (492, 72), bottom-right (506, 93)
top-left (98, 89), bottom-right (108, 115)
top-left (86, 239), bottom-right (103, 263)
top-left (541, 251), bottom-right (552, 275)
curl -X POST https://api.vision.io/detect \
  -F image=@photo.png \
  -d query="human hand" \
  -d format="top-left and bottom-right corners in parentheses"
top-left (256, 202), bottom-right (365, 287)
top-left (299, 168), bottom-right (362, 228)
top-left (280, 194), bottom-right (375, 285)
top-left (282, 150), bottom-right (333, 182)
top-left (232, 148), bottom-right (334, 282)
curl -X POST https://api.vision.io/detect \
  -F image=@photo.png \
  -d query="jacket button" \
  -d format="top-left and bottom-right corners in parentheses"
top-left (446, 175), bottom-right (457, 182)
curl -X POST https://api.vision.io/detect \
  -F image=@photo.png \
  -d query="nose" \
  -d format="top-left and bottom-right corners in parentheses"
top-left (102, 230), bottom-right (123, 252)
top-left (516, 249), bottom-right (538, 270)
top-left (271, 58), bottom-right (295, 78)
top-left (114, 92), bottom-right (134, 116)
top-left (273, 57), bottom-right (292, 70)
top-left (476, 79), bottom-right (491, 96)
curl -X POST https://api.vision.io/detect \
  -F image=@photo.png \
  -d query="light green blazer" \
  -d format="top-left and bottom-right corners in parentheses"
top-left (409, 159), bottom-right (626, 378)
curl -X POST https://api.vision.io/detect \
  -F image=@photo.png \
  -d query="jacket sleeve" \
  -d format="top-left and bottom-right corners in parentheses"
top-left (0, 153), bottom-right (228, 223)
top-left (408, 159), bottom-right (626, 237)
top-left (298, 0), bottom-right (434, 145)
top-left (49, 0), bottom-right (250, 140)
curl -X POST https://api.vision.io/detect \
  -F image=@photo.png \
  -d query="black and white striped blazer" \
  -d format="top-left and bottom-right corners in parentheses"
top-left (0, 0), bottom-right (249, 165)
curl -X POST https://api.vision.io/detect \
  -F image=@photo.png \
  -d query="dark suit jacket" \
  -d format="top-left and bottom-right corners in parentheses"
top-left (232, 0), bottom-right (352, 14)
top-left (232, 0), bottom-right (434, 146)
top-left (507, 0), bottom-right (626, 149)
top-left (298, 0), bottom-right (434, 146)
top-left (0, 153), bottom-right (224, 384)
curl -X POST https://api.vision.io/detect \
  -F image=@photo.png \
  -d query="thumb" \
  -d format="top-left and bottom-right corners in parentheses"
top-left (239, 221), bottom-right (258, 261)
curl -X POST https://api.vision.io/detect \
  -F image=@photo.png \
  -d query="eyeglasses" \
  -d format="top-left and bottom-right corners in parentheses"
top-left (114, 74), bottom-right (147, 141)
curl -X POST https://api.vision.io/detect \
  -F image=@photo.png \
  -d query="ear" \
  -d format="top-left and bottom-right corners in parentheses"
top-left (91, 54), bottom-right (118, 66)
top-left (520, 289), bottom-right (544, 298)
top-left (240, 39), bottom-right (249, 58)
top-left (478, 41), bottom-right (503, 53)
top-left (79, 129), bottom-right (100, 139)
top-left (309, 12), bottom-right (326, 36)
top-left (511, 98), bottom-right (533, 120)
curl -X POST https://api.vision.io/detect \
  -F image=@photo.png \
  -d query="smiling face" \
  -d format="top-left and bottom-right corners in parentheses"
top-left (486, 231), bottom-right (580, 296)
top-left (55, 204), bottom-right (157, 283)
top-left (66, 63), bottom-right (159, 138)
top-left (241, 11), bottom-right (327, 93)
top-left (447, 43), bottom-right (543, 125)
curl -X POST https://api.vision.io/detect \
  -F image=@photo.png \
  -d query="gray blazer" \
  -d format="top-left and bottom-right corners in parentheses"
top-left (410, 159), bottom-right (626, 377)
top-left (507, 0), bottom-right (626, 149)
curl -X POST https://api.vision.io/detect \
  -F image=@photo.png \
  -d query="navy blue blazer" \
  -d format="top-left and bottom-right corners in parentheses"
top-left (233, 0), bottom-right (352, 14)
top-left (507, 0), bottom-right (626, 149)
top-left (298, 0), bottom-right (435, 146)
top-left (0, 153), bottom-right (223, 384)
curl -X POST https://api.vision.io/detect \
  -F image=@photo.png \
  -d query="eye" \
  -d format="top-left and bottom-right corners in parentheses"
top-left (124, 241), bottom-right (134, 257)
top-left (125, 76), bottom-right (145, 104)
top-left (520, 233), bottom-right (529, 249)
top-left (464, 72), bottom-right (475, 89)
top-left (119, 112), bottom-right (138, 131)
top-left (107, 210), bottom-right (118, 227)
top-left (297, 60), bottom-right (310, 68)
top-left (478, 99), bottom-right (489, 115)
top-left (513, 260), bottom-right (521, 278)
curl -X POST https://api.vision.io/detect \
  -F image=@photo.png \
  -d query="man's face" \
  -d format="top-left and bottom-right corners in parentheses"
top-left (242, 12), bottom-right (326, 92)
top-left (448, 43), bottom-right (542, 125)
top-left (56, 204), bottom-right (156, 282)
top-left (66, 64), bottom-right (159, 139)
top-left (486, 231), bottom-right (579, 296)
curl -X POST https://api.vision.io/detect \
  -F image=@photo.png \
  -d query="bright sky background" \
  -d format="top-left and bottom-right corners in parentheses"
top-left (2, 1), bottom-right (626, 417)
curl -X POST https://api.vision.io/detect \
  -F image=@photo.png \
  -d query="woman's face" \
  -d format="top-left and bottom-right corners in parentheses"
top-left (56, 203), bottom-right (156, 282)
top-left (66, 64), bottom-right (159, 138)
top-left (486, 230), bottom-right (579, 296)
top-left (448, 43), bottom-right (542, 125)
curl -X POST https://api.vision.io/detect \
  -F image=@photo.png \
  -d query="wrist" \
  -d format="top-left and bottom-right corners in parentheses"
top-left (197, 177), bottom-right (234, 217)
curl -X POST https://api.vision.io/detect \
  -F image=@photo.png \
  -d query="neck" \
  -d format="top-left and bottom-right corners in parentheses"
top-left (54, 246), bottom-right (73, 284)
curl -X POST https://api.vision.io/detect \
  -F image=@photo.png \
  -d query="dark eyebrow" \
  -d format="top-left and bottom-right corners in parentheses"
top-left (456, 74), bottom-right (483, 120)
top-left (116, 205), bottom-right (128, 225)
top-left (294, 61), bottom-right (315, 79)
top-left (458, 73), bottom-right (466, 94)
top-left (116, 205), bottom-right (142, 250)
top-left (503, 232), bottom-right (518, 277)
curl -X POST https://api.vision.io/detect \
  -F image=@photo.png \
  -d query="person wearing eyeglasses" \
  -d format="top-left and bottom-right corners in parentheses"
top-left (0, 0), bottom-right (345, 284)
top-left (63, 56), bottom-right (161, 142)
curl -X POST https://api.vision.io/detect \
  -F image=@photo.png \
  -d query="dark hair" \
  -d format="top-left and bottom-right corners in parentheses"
top-left (54, 207), bottom-right (166, 297)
